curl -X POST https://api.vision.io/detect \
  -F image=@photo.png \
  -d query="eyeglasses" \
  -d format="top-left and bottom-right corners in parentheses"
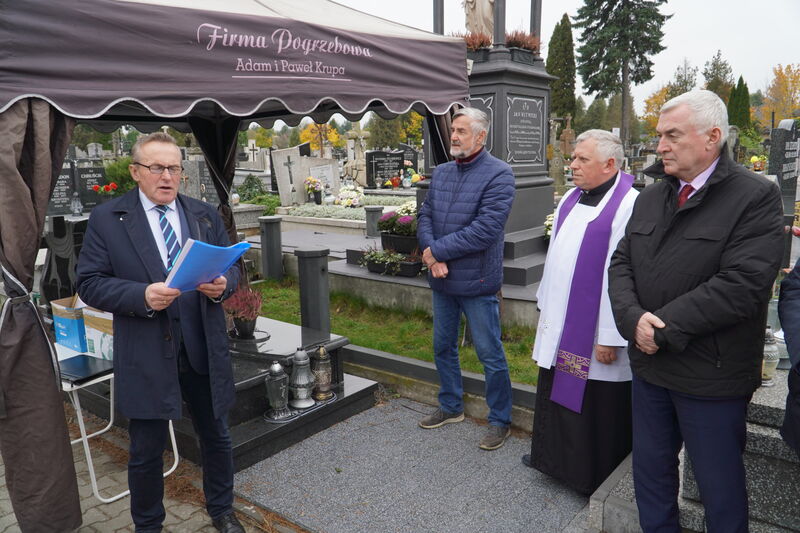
top-left (133, 162), bottom-right (183, 175)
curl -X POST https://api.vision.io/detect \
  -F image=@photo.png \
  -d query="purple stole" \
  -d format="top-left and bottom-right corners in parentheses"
top-left (549, 172), bottom-right (634, 413)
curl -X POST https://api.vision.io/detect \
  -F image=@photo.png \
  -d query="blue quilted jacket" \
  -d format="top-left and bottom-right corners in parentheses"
top-left (417, 149), bottom-right (515, 296)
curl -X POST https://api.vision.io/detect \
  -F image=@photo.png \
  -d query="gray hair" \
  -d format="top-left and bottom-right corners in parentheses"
top-left (130, 131), bottom-right (178, 161)
top-left (575, 129), bottom-right (624, 168)
top-left (661, 89), bottom-right (729, 147)
top-left (453, 107), bottom-right (490, 142)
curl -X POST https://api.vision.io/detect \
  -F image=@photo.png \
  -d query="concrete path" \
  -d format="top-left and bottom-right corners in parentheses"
top-left (235, 394), bottom-right (591, 533)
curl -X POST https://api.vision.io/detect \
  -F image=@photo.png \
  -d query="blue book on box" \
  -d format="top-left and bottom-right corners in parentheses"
top-left (165, 238), bottom-right (250, 291)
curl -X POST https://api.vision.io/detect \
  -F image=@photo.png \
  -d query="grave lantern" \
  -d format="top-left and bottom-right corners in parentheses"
top-left (761, 326), bottom-right (780, 387)
top-left (289, 347), bottom-right (316, 408)
top-left (311, 346), bottom-right (334, 401)
top-left (264, 361), bottom-right (291, 420)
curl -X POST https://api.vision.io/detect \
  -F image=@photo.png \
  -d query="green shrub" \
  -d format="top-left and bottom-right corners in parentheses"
top-left (237, 174), bottom-right (267, 202)
top-left (249, 194), bottom-right (281, 215)
top-left (104, 157), bottom-right (136, 193)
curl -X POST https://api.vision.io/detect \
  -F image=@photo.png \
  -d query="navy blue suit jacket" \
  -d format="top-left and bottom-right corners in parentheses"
top-left (76, 189), bottom-right (239, 420)
top-left (778, 260), bottom-right (800, 457)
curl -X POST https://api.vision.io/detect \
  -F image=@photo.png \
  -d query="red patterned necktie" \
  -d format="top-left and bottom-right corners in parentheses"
top-left (677, 185), bottom-right (694, 208)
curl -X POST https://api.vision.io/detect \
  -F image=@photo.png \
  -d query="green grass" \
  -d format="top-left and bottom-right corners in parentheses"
top-left (253, 278), bottom-right (538, 386)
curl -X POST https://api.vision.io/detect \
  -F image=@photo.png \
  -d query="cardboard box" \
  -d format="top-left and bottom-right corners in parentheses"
top-left (51, 295), bottom-right (87, 352)
top-left (83, 307), bottom-right (113, 360)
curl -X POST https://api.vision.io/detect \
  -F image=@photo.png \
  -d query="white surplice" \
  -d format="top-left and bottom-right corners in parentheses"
top-left (532, 172), bottom-right (638, 382)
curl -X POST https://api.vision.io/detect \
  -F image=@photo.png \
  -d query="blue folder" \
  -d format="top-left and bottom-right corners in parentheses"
top-left (165, 238), bottom-right (250, 291)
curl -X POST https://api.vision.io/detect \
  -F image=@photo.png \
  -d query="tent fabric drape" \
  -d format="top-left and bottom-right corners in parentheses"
top-left (0, 99), bottom-right (81, 531)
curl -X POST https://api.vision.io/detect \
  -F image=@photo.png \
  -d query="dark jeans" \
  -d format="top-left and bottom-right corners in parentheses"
top-left (632, 375), bottom-right (750, 533)
top-left (128, 359), bottom-right (233, 531)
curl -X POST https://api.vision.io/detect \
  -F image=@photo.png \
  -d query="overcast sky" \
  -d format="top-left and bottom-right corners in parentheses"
top-left (335, 0), bottom-right (799, 115)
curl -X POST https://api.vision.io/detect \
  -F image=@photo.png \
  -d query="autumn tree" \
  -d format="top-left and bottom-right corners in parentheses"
top-left (300, 123), bottom-right (343, 153)
top-left (574, 0), bottom-right (669, 145)
top-left (400, 112), bottom-right (424, 147)
top-left (761, 64), bottom-right (800, 124)
top-left (667, 58), bottom-right (698, 98)
top-left (642, 85), bottom-right (669, 136)
top-left (546, 13), bottom-right (576, 119)
top-left (252, 126), bottom-right (273, 148)
top-left (702, 50), bottom-right (734, 104)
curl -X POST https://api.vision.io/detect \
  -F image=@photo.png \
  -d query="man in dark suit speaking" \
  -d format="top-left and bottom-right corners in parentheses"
top-left (76, 132), bottom-right (244, 533)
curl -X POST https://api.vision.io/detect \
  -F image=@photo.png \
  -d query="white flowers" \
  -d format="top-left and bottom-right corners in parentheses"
top-left (543, 213), bottom-right (555, 240)
top-left (396, 200), bottom-right (417, 216)
top-left (335, 184), bottom-right (366, 208)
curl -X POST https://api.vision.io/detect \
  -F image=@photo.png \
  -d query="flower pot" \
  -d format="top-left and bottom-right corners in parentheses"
top-left (380, 232), bottom-right (418, 254)
top-left (365, 260), bottom-right (387, 274)
top-left (313, 190), bottom-right (322, 205)
top-left (467, 49), bottom-right (490, 62)
top-left (396, 260), bottom-right (422, 277)
top-left (509, 47), bottom-right (535, 65)
top-left (232, 317), bottom-right (257, 340)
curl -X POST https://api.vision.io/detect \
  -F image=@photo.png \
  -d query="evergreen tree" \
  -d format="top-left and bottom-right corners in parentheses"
top-left (366, 114), bottom-right (403, 149)
top-left (574, 0), bottom-right (670, 145)
top-left (703, 50), bottom-right (734, 104)
top-left (582, 97), bottom-right (608, 132)
top-left (728, 76), bottom-right (751, 129)
top-left (546, 13), bottom-right (576, 119)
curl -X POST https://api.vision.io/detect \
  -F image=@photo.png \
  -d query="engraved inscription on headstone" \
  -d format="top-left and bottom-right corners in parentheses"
top-left (365, 150), bottom-right (404, 188)
top-left (469, 95), bottom-right (494, 153)
top-left (768, 119), bottom-right (799, 215)
top-left (77, 167), bottom-right (107, 210)
top-left (306, 160), bottom-right (341, 196)
top-left (506, 96), bottom-right (544, 164)
top-left (48, 160), bottom-right (76, 216)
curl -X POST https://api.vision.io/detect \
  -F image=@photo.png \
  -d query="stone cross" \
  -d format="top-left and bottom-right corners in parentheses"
top-left (283, 155), bottom-right (295, 186)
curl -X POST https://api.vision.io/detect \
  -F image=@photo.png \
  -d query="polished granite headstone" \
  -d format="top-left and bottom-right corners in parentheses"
top-left (74, 316), bottom-right (378, 471)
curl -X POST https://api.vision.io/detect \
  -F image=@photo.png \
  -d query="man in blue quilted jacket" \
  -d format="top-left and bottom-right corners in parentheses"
top-left (416, 107), bottom-right (516, 450)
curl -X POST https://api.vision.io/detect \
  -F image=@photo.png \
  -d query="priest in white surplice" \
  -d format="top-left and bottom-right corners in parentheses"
top-left (522, 130), bottom-right (638, 495)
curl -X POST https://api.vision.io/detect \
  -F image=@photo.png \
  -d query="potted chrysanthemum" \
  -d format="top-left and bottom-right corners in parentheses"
top-left (377, 200), bottom-right (419, 254)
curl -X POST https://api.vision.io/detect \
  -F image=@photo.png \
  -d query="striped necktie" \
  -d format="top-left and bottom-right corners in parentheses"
top-left (155, 205), bottom-right (181, 271)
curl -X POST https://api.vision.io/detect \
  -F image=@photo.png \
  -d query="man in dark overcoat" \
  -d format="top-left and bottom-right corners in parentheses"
top-left (76, 132), bottom-right (244, 533)
top-left (608, 90), bottom-right (784, 533)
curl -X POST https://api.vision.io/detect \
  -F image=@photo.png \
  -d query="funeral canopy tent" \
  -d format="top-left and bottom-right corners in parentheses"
top-left (0, 1), bottom-right (467, 528)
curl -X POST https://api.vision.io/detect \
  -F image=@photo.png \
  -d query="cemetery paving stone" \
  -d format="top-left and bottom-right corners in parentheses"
top-left (235, 397), bottom-right (590, 533)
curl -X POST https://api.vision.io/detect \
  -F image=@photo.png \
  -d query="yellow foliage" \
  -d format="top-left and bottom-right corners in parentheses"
top-left (760, 64), bottom-right (800, 124)
top-left (642, 85), bottom-right (670, 136)
top-left (299, 123), bottom-right (343, 152)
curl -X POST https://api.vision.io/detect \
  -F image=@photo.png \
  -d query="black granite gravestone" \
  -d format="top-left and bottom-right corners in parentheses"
top-left (48, 160), bottom-right (76, 216)
top-left (398, 143), bottom-right (420, 171)
top-left (769, 119), bottom-right (799, 267)
top-left (76, 166), bottom-right (107, 210)
top-left (769, 119), bottom-right (799, 215)
top-left (365, 150), bottom-right (403, 188)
